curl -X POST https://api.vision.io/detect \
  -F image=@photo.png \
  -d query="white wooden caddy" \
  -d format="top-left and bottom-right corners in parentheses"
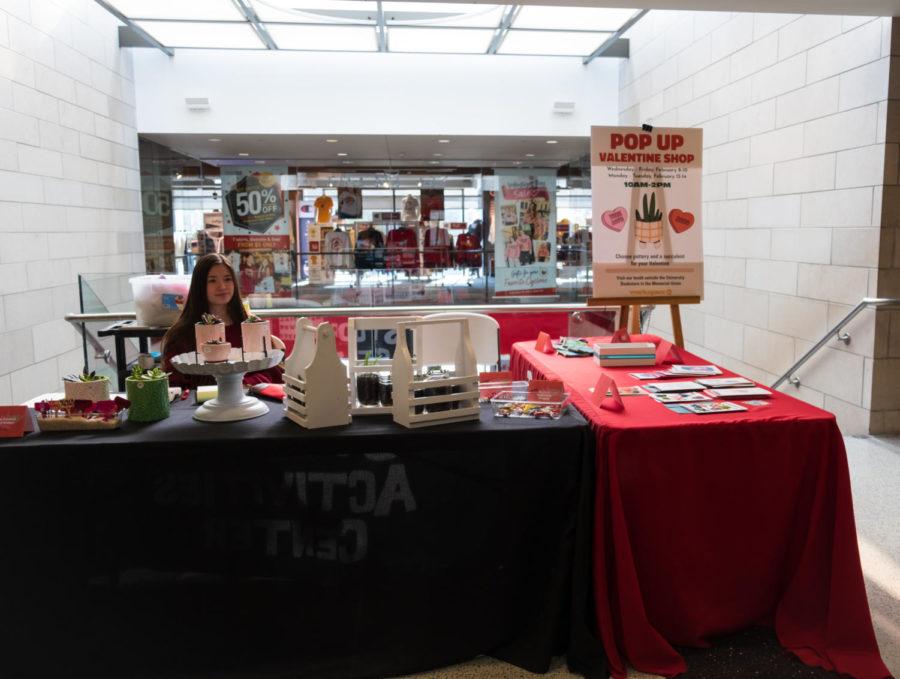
top-left (282, 318), bottom-right (352, 429)
top-left (392, 317), bottom-right (480, 428)
top-left (348, 315), bottom-right (423, 416)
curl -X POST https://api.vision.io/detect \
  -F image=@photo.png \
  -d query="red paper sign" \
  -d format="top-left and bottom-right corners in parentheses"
top-left (535, 332), bottom-right (554, 354)
top-left (611, 327), bottom-right (631, 343)
top-left (479, 371), bottom-right (513, 383)
top-left (528, 379), bottom-right (564, 400)
top-left (655, 339), bottom-right (683, 364)
top-left (591, 374), bottom-right (624, 411)
top-left (0, 406), bottom-right (29, 437)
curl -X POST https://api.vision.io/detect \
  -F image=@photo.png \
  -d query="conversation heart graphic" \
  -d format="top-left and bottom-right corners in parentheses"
top-left (668, 209), bottom-right (694, 233)
top-left (601, 207), bottom-right (628, 232)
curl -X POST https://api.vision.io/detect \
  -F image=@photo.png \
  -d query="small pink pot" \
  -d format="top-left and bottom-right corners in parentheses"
top-left (195, 322), bottom-right (225, 347)
top-left (201, 341), bottom-right (231, 362)
top-left (241, 319), bottom-right (272, 354)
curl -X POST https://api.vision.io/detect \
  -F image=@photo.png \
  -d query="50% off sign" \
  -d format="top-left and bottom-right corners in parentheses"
top-left (225, 172), bottom-right (285, 233)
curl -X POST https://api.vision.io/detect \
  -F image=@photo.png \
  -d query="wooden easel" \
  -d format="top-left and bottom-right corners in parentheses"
top-left (587, 296), bottom-right (701, 348)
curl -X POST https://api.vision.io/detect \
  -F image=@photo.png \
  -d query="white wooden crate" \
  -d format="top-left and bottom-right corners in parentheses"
top-left (392, 317), bottom-right (480, 428)
top-left (283, 318), bottom-right (351, 429)
top-left (348, 315), bottom-right (423, 415)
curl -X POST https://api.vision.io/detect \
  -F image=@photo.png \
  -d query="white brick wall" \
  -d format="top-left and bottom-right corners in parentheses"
top-left (622, 11), bottom-right (891, 434)
top-left (0, 0), bottom-right (143, 404)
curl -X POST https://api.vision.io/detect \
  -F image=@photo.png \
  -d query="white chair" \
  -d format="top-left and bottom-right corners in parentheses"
top-left (419, 312), bottom-right (501, 371)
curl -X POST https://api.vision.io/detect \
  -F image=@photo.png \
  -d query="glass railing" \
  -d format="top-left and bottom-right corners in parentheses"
top-left (75, 273), bottom-right (146, 379)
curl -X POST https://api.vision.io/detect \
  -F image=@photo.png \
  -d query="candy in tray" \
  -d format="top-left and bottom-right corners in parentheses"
top-left (490, 390), bottom-right (570, 419)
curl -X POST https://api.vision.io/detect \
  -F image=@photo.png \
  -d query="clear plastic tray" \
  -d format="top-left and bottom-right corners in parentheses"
top-left (490, 390), bottom-right (570, 419)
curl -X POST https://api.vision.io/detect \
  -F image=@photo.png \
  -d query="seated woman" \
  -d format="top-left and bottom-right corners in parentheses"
top-left (162, 253), bottom-right (284, 390)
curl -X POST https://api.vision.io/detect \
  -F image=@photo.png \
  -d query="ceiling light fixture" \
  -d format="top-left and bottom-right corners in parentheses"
top-left (546, 140), bottom-right (558, 144)
top-left (438, 139), bottom-right (450, 143)
top-left (208, 138), bottom-right (221, 142)
top-left (326, 139), bottom-right (339, 143)
top-left (238, 152), bottom-right (250, 156)
top-left (525, 153), bottom-right (535, 157)
top-left (185, 97), bottom-right (210, 111)
top-left (337, 152), bottom-right (348, 157)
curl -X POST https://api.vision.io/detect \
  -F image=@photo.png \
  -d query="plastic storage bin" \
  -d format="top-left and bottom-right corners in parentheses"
top-left (130, 274), bottom-right (191, 327)
top-left (490, 390), bottom-right (570, 419)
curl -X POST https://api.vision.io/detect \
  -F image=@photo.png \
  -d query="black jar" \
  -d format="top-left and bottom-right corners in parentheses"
top-left (378, 374), bottom-right (393, 406)
top-left (357, 372), bottom-right (379, 406)
top-left (424, 367), bottom-right (451, 412)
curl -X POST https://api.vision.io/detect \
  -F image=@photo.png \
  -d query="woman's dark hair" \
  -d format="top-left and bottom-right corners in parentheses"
top-left (162, 253), bottom-right (247, 356)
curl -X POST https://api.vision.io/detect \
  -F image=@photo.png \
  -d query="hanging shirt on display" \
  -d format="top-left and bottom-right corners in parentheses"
top-left (386, 227), bottom-right (419, 270)
top-left (314, 195), bottom-right (333, 223)
top-left (455, 232), bottom-right (482, 268)
top-left (325, 229), bottom-right (353, 269)
top-left (423, 226), bottom-right (452, 268)
top-left (355, 227), bottom-right (386, 269)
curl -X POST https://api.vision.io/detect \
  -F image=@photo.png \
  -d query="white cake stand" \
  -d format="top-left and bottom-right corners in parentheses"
top-left (170, 349), bottom-right (284, 422)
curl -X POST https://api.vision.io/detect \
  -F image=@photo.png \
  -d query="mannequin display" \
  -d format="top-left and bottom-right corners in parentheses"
top-left (355, 225), bottom-right (386, 269)
top-left (386, 224), bottom-right (419, 270)
top-left (314, 195), bottom-right (334, 223)
top-left (401, 194), bottom-right (420, 222)
top-left (572, 227), bottom-right (592, 266)
top-left (455, 231), bottom-right (482, 268)
top-left (325, 226), bottom-right (354, 269)
top-left (423, 224), bottom-right (452, 268)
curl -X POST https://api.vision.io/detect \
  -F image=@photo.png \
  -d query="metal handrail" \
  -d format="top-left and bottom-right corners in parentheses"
top-left (65, 303), bottom-right (596, 326)
top-left (772, 297), bottom-right (900, 390)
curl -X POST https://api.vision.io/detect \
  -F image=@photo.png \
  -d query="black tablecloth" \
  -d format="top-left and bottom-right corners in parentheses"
top-left (0, 401), bottom-right (605, 679)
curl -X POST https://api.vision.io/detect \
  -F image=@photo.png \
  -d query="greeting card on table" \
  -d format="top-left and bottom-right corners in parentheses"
top-left (682, 401), bottom-right (747, 414)
top-left (667, 364), bottom-right (722, 376)
top-left (0, 406), bottom-right (31, 437)
top-left (650, 392), bottom-right (711, 403)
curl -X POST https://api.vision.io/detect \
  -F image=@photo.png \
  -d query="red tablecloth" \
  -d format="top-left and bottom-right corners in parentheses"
top-left (511, 335), bottom-right (891, 679)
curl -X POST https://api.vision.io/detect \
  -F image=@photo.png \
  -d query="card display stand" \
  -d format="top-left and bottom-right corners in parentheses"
top-left (348, 316), bottom-right (423, 415)
top-left (392, 318), bottom-right (480, 428)
top-left (283, 318), bottom-right (351, 429)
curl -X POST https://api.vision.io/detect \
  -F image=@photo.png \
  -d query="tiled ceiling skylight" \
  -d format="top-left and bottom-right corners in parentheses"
top-left (99, 0), bottom-right (645, 60)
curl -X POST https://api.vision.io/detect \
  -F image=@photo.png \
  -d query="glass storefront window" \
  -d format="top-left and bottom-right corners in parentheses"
top-left (139, 140), bottom-right (594, 309)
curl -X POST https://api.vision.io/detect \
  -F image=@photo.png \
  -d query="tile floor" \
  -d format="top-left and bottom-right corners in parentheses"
top-left (397, 435), bottom-right (900, 679)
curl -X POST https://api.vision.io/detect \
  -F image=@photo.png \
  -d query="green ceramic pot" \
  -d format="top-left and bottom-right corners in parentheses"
top-left (125, 375), bottom-right (170, 422)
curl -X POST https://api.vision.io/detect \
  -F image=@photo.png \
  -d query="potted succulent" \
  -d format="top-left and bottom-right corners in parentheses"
top-left (356, 352), bottom-right (380, 406)
top-left (634, 191), bottom-right (663, 248)
top-left (241, 313), bottom-right (272, 354)
top-left (125, 365), bottom-right (170, 422)
top-left (195, 312), bottom-right (225, 347)
top-left (200, 338), bottom-right (232, 362)
top-left (63, 367), bottom-right (111, 402)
